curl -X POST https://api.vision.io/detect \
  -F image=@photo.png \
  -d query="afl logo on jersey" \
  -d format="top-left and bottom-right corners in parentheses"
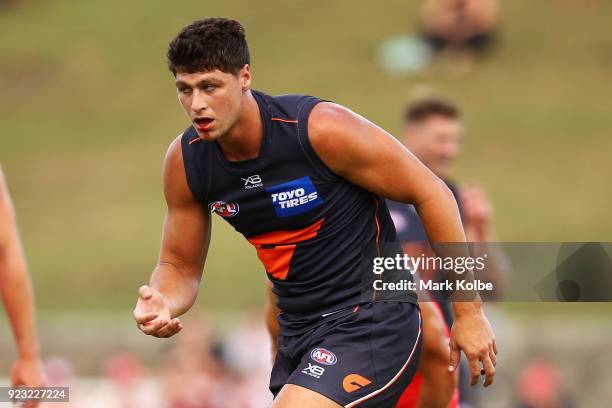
top-left (310, 348), bottom-right (337, 366)
top-left (209, 201), bottom-right (239, 218)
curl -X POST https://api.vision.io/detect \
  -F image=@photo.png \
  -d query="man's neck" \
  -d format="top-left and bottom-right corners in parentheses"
top-left (216, 90), bottom-right (263, 162)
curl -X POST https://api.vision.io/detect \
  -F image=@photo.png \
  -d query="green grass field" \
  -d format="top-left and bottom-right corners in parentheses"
top-left (1, 0), bottom-right (611, 314)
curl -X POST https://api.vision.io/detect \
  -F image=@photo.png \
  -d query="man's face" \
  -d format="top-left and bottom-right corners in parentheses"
top-left (403, 115), bottom-right (462, 178)
top-left (175, 66), bottom-right (251, 141)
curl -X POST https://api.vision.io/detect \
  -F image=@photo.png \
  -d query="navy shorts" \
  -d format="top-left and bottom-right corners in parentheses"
top-left (270, 302), bottom-right (422, 407)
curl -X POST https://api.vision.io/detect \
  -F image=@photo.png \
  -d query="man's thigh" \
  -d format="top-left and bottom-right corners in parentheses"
top-left (272, 384), bottom-right (342, 408)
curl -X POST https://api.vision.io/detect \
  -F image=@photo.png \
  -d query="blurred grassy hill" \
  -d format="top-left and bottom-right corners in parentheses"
top-left (0, 0), bottom-right (611, 313)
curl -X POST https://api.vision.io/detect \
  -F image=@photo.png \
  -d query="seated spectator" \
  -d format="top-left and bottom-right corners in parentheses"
top-left (422, 0), bottom-right (501, 54)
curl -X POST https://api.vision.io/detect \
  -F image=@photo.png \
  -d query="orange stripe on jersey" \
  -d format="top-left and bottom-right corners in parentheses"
top-left (252, 244), bottom-right (297, 281)
top-left (373, 197), bottom-right (381, 244)
top-left (372, 197), bottom-right (382, 302)
top-left (248, 218), bottom-right (324, 280)
top-left (188, 137), bottom-right (201, 145)
top-left (271, 117), bottom-right (299, 124)
top-left (249, 218), bottom-right (324, 246)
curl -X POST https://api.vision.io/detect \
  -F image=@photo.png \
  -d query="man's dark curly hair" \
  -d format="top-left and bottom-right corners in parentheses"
top-left (167, 18), bottom-right (250, 75)
top-left (404, 98), bottom-right (460, 124)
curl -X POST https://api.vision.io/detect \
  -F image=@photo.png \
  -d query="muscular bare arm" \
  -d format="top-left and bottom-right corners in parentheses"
top-left (0, 167), bottom-right (46, 394)
top-left (308, 102), bottom-right (497, 387)
top-left (133, 136), bottom-right (211, 338)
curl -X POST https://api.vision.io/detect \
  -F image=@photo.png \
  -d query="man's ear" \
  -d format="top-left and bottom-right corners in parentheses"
top-left (240, 64), bottom-right (251, 92)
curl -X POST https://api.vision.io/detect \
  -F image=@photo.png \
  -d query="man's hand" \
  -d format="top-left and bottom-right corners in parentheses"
top-left (448, 307), bottom-right (497, 387)
top-left (133, 285), bottom-right (182, 338)
top-left (11, 355), bottom-right (46, 408)
top-left (460, 184), bottom-right (493, 240)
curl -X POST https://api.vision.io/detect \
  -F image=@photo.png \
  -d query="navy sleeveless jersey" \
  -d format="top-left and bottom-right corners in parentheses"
top-left (387, 181), bottom-right (462, 242)
top-left (181, 90), bottom-right (417, 334)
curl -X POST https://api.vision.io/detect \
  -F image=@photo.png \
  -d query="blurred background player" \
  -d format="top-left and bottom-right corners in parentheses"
top-left (0, 166), bottom-right (46, 405)
top-left (388, 98), bottom-right (506, 407)
top-left (387, 97), bottom-right (505, 291)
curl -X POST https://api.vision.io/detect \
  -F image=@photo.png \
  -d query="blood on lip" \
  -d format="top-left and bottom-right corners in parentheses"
top-left (195, 118), bottom-right (213, 131)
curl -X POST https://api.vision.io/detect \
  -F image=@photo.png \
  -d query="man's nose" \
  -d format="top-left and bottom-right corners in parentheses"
top-left (441, 142), bottom-right (460, 160)
top-left (191, 90), bottom-right (208, 113)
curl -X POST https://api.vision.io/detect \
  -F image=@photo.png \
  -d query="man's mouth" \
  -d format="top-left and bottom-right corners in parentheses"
top-left (193, 117), bottom-right (214, 131)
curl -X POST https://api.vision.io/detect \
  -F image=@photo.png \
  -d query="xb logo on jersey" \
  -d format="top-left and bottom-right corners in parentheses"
top-left (302, 363), bottom-right (325, 379)
top-left (242, 174), bottom-right (263, 189)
